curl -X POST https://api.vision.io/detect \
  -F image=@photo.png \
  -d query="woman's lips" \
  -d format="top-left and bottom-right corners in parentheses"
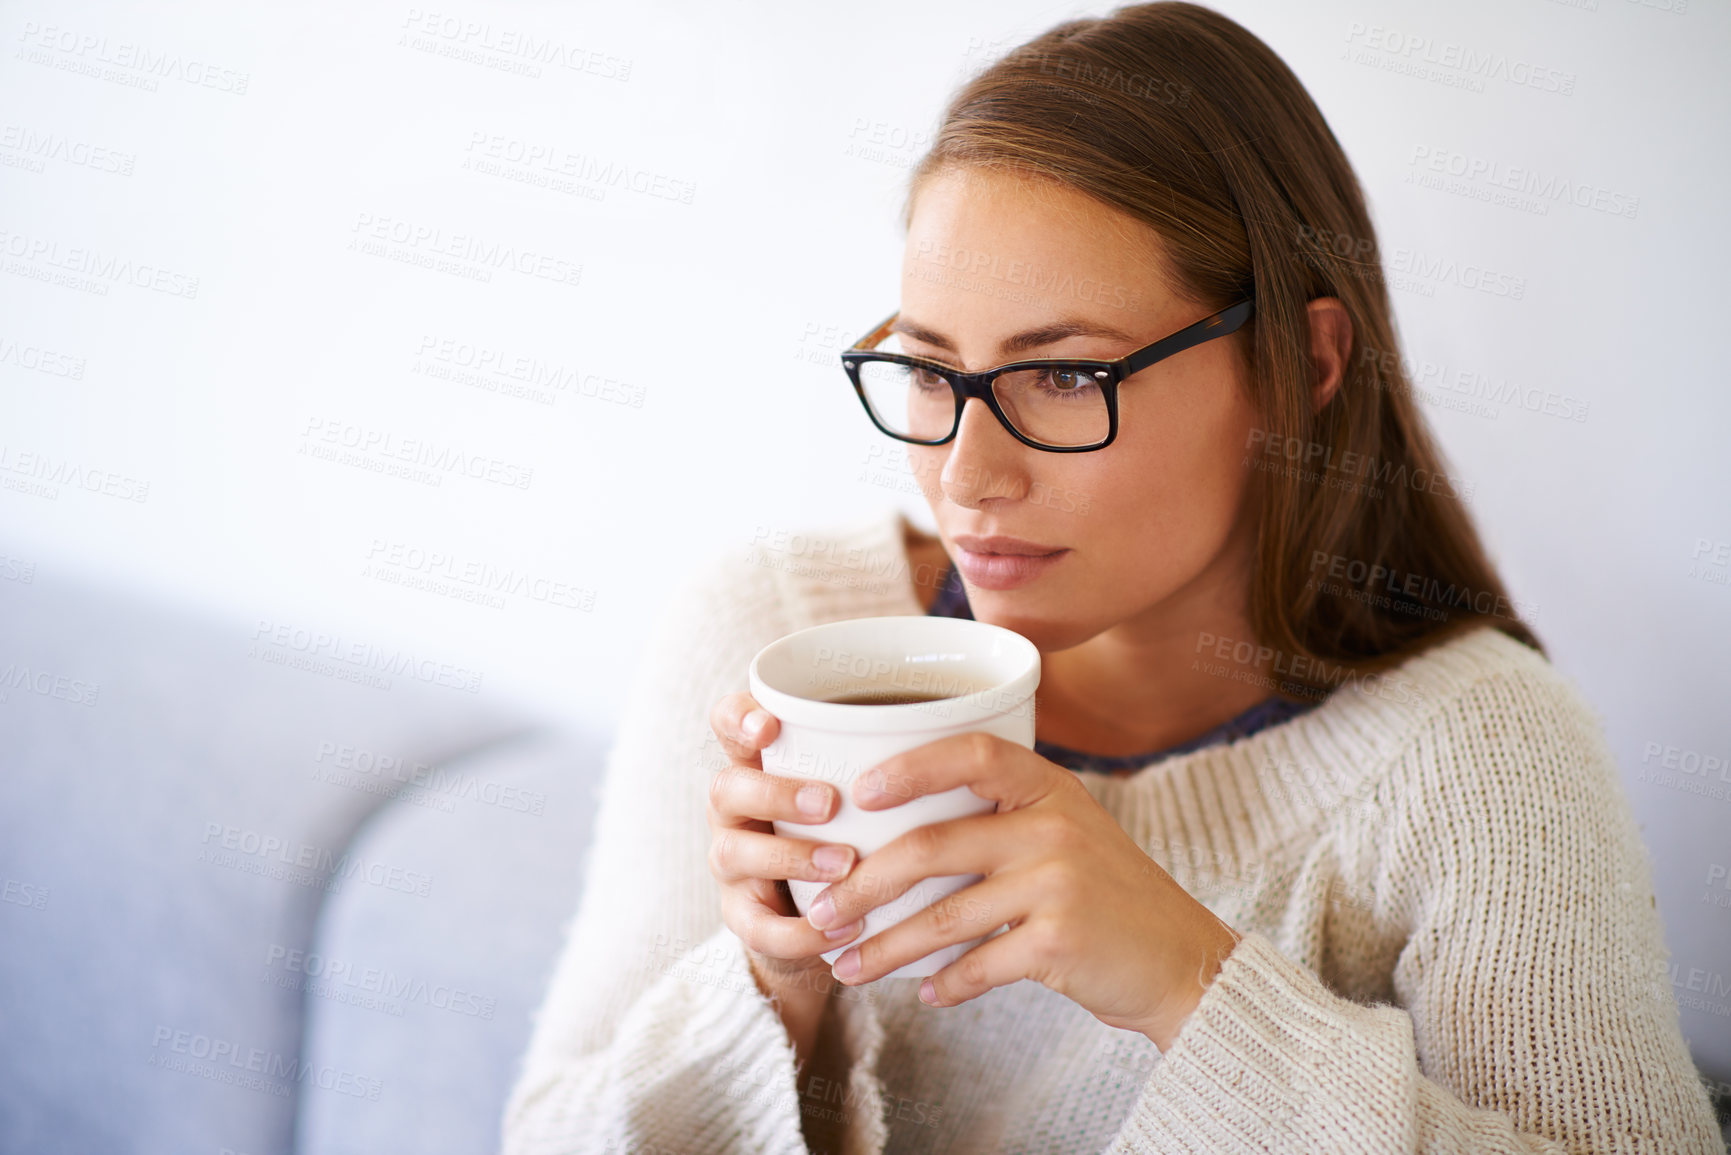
top-left (954, 546), bottom-right (1069, 591)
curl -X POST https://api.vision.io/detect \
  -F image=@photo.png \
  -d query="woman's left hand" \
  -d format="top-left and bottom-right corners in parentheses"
top-left (806, 732), bottom-right (1243, 1051)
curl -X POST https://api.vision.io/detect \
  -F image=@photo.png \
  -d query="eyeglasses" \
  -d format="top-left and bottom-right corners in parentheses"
top-left (840, 299), bottom-right (1254, 452)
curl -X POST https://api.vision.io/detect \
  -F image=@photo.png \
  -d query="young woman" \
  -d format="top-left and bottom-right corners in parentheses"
top-left (503, 4), bottom-right (1722, 1152)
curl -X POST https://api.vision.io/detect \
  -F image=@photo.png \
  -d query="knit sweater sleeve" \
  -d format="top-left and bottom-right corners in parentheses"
top-left (1108, 658), bottom-right (1724, 1154)
top-left (499, 545), bottom-right (848, 1155)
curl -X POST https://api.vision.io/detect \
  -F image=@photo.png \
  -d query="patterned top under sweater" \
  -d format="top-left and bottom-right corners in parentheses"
top-left (925, 560), bottom-right (1319, 773)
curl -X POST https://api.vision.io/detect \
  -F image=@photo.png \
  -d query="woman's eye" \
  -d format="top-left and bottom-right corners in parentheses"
top-left (1046, 368), bottom-right (1093, 393)
top-left (1025, 367), bottom-right (1102, 404)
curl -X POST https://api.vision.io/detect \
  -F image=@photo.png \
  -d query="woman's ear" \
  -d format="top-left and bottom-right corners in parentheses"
top-left (1306, 298), bottom-right (1353, 412)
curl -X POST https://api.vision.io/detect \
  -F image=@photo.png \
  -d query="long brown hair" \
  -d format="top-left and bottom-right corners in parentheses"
top-left (902, 1), bottom-right (1542, 699)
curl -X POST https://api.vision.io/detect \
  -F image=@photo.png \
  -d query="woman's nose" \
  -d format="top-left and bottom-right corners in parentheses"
top-left (939, 397), bottom-right (1030, 507)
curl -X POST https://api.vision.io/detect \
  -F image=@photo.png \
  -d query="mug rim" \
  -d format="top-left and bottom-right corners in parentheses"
top-left (747, 615), bottom-right (1040, 732)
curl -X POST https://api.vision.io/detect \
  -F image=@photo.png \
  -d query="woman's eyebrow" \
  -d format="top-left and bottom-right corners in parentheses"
top-left (889, 316), bottom-right (1138, 357)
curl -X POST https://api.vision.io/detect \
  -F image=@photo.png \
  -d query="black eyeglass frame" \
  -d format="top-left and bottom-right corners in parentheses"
top-left (840, 298), bottom-right (1255, 452)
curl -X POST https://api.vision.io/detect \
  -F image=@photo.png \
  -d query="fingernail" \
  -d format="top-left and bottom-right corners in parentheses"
top-left (824, 918), bottom-right (862, 943)
top-left (796, 784), bottom-right (831, 819)
top-left (742, 710), bottom-right (769, 740)
top-left (811, 845), bottom-right (852, 878)
top-left (832, 949), bottom-right (860, 981)
top-left (808, 892), bottom-right (836, 930)
top-left (919, 979), bottom-right (937, 1004)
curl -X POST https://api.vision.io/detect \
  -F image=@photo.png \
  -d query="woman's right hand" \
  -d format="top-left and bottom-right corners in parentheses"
top-left (706, 692), bottom-right (865, 1019)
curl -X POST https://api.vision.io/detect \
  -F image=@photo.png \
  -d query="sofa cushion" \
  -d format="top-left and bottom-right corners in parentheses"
top-left (0, 573), bottom-right (526, 1155)
top-left (291, 729), bottom-right (603, 1154)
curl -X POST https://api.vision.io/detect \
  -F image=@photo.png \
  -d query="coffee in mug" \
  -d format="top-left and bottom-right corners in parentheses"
top-left (821, 689), bottom-right (961, 706)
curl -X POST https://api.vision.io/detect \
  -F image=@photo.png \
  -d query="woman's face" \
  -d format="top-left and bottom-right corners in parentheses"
top-left (899, 166), bottom-right (1261, 653)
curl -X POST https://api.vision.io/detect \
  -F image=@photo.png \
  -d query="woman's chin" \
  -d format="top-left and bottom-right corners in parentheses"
top-left (968, 602), bottom-right (1094, 653)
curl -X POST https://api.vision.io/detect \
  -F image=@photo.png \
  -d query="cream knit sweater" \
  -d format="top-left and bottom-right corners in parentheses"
top-left (501, 507), bottom-right (1723, 1154)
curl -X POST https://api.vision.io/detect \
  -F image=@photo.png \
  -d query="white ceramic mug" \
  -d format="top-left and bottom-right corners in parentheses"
top-left (747, 614), bottom-right (1040, 980)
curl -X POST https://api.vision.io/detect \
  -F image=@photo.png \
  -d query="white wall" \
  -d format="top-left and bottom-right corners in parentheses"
top-left (3, 0), bottom-right (1727, 1079)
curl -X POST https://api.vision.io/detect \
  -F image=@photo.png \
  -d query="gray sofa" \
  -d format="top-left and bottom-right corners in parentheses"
top-left (0, 571), bottom-right (605, 1155)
